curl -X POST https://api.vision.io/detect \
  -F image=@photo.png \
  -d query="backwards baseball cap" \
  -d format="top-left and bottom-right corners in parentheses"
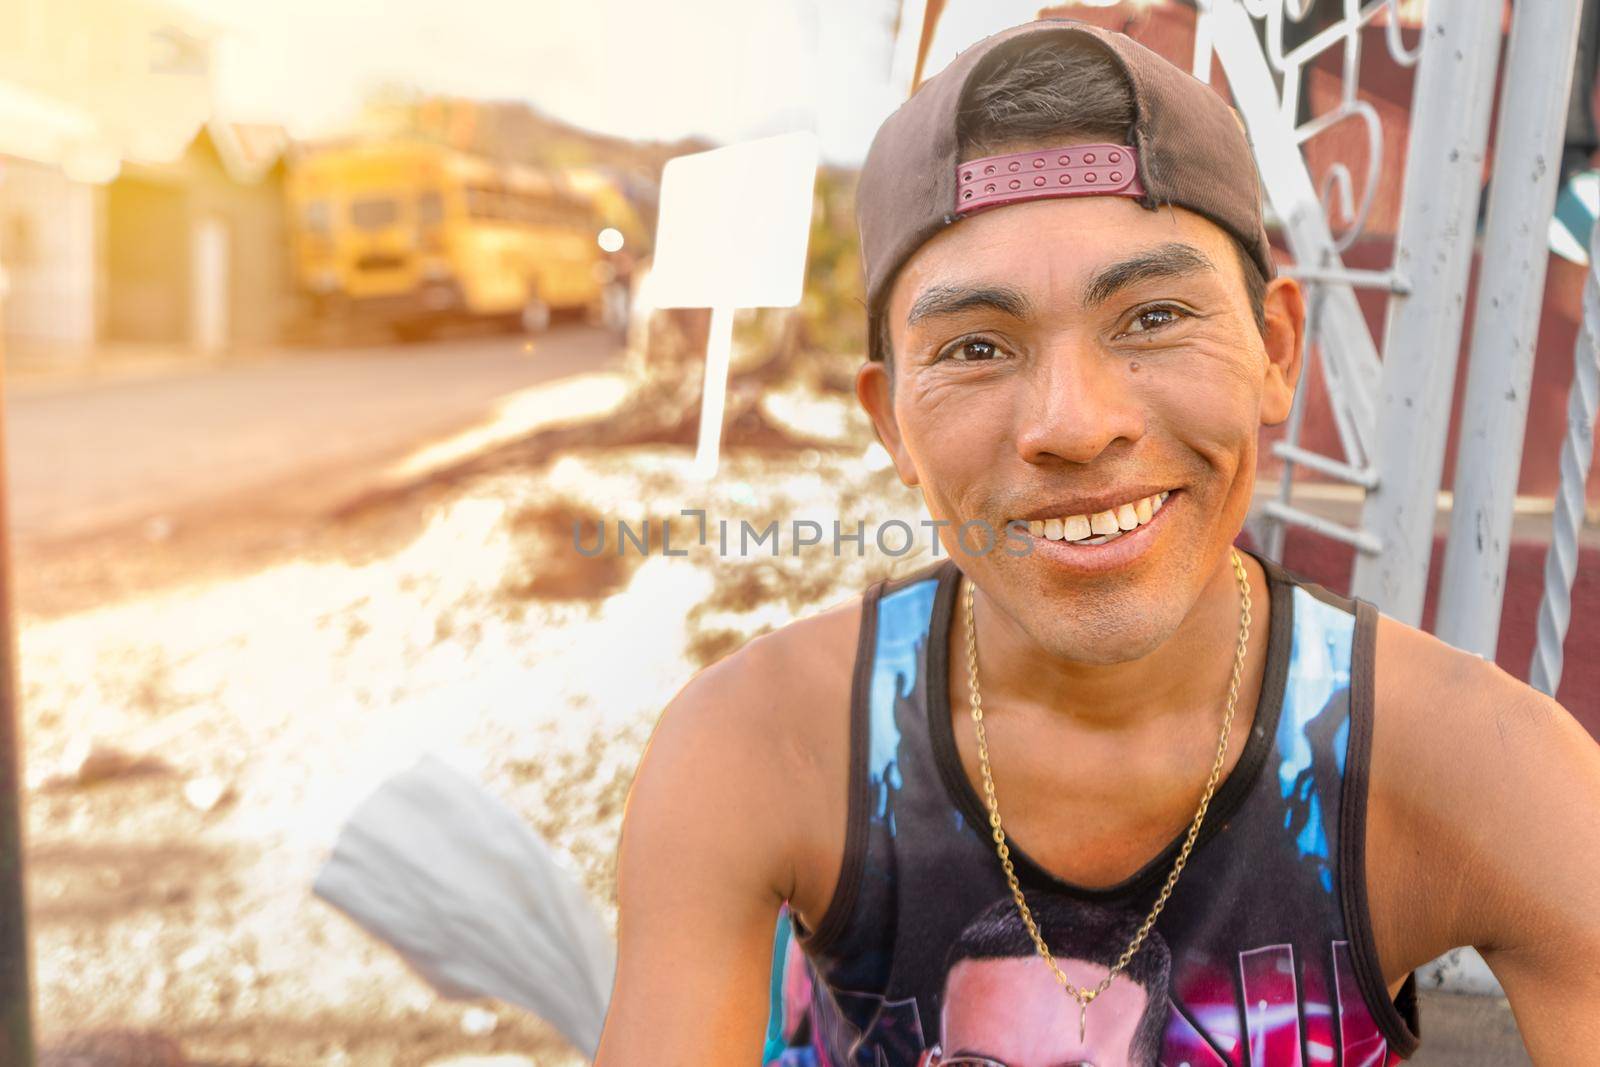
top-left (857, 18), bottom-right (1274, 361)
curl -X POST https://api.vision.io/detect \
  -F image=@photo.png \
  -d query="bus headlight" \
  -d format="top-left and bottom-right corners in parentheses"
top-left (597, 227), bottom-right (624, 253)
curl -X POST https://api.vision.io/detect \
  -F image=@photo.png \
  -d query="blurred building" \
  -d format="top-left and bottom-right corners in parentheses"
top-left (0, 153), bottom-right (99, 350)
top-left (106, 122), bottom-right (292, 351)
top-left (0, 0), bottom-right (290, 358)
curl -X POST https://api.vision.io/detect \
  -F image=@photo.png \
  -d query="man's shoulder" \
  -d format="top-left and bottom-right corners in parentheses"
top-left (658, 591), bottom-right (868, 763)
top-left (749, 591), bottom-right (868, 672)
top-left (1369, 610), bottom-right (1571, 804)
top-left (1372, 610), bottom-right (1561, 741)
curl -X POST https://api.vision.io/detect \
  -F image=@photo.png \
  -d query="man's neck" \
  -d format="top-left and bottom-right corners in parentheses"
top-left (964, 550), bottom-right (1268, 737)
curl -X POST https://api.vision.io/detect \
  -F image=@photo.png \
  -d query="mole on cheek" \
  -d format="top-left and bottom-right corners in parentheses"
top-left (1129, 361), bottom-right (1141, 373)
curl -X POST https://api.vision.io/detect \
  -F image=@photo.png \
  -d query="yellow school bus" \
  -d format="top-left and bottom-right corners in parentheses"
top-left (286, 139), bottom-right (630, 337)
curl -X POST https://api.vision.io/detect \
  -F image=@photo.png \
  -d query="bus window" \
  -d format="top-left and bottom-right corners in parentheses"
top-left (529, 196), bottom-right (564, 229)
top-left (417, 191), bottom-right (444, 227)
top-left (510, 193), bottom-right (535, 225)
top-left (351, 197), bottom-right (400, 231)
top-left (467, 186), bottom-right (501, 220)
top-left (558, 194), bottom-right (593, 232)
top-left (417, 191), bottom-right (445, 251)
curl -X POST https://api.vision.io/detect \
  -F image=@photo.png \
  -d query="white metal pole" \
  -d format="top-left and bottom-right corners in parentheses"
top-left (1437, 0), bottom-right (1586, 657)
top-left (692, 305), bottom-right (736, 480)
top-left (1352, 4), bottom-right (1506, 624)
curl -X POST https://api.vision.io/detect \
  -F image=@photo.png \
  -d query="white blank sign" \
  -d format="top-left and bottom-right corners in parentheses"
top-left (650, 131), bottom-right (819, 310)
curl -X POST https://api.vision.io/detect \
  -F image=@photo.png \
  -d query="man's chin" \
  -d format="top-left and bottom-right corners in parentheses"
top-left (1018, 608), bottom-right (1181, 667)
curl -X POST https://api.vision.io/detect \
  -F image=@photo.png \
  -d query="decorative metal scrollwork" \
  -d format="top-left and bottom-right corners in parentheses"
top-left (1230, 0), bottom-right (1424, 252)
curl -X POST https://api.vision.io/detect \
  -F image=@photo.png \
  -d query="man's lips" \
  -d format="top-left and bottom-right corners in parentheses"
top-left (1008, 488), bottom-right (1181, 570)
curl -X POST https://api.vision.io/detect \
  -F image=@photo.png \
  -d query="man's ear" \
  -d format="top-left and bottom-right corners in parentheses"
top-left (1258, 276), bottom-right (1306, 427)
top-left (856, 360), bottom-right (919, 487)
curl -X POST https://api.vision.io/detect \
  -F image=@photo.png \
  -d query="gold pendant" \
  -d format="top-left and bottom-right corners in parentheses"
top-left (1078, 1000), bottom-right (1088, 1044)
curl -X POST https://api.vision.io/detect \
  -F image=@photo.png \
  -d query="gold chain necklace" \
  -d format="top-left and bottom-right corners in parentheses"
top-left (962, 547), bottom-right (1253, 1045)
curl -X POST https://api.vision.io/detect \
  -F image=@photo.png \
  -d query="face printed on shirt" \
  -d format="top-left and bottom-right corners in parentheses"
top-left (936, 955), bottom-right (1148, 1067)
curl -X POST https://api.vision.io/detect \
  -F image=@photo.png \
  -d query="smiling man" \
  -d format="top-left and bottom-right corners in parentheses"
top-left (595, 20), bottom-right (1600, 1066)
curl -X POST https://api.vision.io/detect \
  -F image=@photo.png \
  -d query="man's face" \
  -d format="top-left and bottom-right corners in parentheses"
top-left (940, 956), bottom-right (1148, 1066)
top-left (863, 193), bottom-right (1300, 664)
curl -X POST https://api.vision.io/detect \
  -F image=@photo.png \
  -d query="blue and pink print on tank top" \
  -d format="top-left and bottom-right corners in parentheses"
top-left (763, 552), bottom-right (1418, 1067)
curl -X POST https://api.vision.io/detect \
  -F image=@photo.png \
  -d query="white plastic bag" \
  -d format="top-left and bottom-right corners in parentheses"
top-left (313, 756), bottom-right (615, 1059)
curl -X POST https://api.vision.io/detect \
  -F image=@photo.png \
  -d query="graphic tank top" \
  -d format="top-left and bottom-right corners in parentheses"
top-left (762, 550), bottom-right (1421, 1067)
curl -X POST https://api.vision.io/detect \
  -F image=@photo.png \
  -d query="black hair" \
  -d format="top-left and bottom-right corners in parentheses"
top-left (942, 894), bottom-right (1172, 1064)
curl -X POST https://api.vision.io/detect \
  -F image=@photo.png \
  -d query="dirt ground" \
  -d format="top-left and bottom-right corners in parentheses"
top-left (17, 367), bottom-right (922, 1066)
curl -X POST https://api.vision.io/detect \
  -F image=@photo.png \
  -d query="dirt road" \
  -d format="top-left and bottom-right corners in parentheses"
top-left (4, 326), bottom-right (623, 547)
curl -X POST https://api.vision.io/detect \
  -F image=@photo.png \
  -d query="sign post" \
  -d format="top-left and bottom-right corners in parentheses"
top-left (692, 306), bottom-right (737, 478)
top-left (649, 131), bottom-right (818, 480)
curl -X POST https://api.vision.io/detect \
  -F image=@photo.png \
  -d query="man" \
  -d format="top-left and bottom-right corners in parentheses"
top-left (927, 896), bottom-right (1170, 1067)
top-left (595, 19), bottom-right (1600, 1065)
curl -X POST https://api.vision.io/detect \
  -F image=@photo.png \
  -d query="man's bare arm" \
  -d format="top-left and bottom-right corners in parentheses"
top-left (595, 629), bottom-right (828, 1065)
top-left (1370, 616), bottom-right (1600, 1057)
top-left (596, 658), bottom-right (790, 1063)
top-left (1477, 688), bottom-right (1600, 1055)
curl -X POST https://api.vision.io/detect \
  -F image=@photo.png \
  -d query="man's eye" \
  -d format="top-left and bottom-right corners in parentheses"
top-left (1126, 305), bottom-right (1186, 334)
top-left (941, 338), bottom-right (1000, 362)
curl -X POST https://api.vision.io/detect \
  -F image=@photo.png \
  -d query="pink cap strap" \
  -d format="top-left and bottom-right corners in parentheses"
top-left (955, 143), bottom-right (1145, 215)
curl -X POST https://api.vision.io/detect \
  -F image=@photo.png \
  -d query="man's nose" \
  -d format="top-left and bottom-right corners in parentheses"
top-left (1013, 347), bottom-right (1146, 465)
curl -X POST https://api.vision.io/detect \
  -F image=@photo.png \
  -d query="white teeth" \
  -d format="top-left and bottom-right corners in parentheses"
top-left (1016, 490), bottom-right (1175, 547)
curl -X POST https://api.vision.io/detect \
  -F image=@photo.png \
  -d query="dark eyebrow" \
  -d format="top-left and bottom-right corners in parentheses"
top-left (904, 243), bottom-right (1216, 335)
top-left (1083, 242), bottom-right (1218, 308)
top-left (905, 283), bottom-right (1035, 330)
top-left (1081, 241), bottom-right (1216, 308)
